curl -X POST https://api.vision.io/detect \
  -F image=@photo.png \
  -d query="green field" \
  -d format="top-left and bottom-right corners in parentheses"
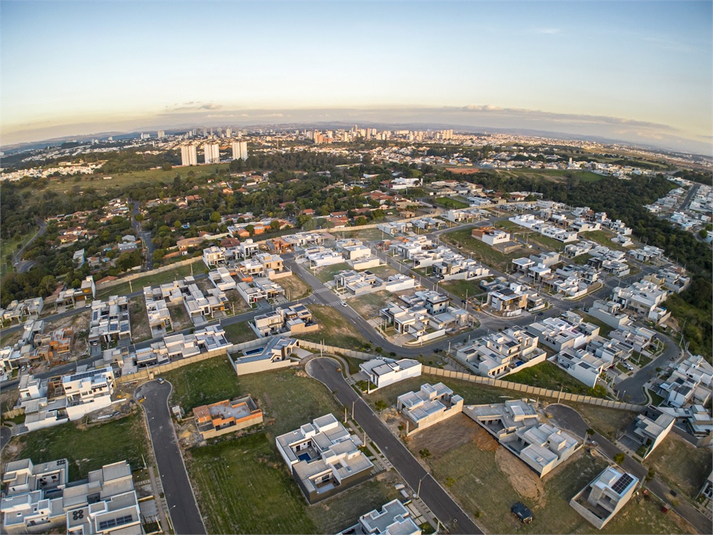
top-left (505, 362), bottom-right (597, 396)
top-left (496, 169), bottom-right (604, 184)
top-left (96, 258), bottom-right (203, 299)
top-left (567, 404), bottom-right (638, 440)
top-left (583, 230), bottom-right (627, 251)
top-left (441, 228), bottom-right (523, 271)
top-left (189, 432), bottom-right (316, 534)
top-left (41, 163), bottom-right (230, 196)
top-left (5, 412), bottom-right (148, 480)
top-left (312, 262), bottom-right (351, 283)
top-left (523, 232), bottom-right (566, 252)
top-left (184, 366), bottom-right (353, 534)
top-left (644, 433), bottom-right (713, 499)
top-left (222, 321), bottom-right (258, 344)
top-left (298, 304), bottom-right (369, 349)
top-left (439, 279), bottom-right (486, 301)
top-left (433, 197), bottom-right (469, 209)
top-left (160, 356), bottom-right (241, 412)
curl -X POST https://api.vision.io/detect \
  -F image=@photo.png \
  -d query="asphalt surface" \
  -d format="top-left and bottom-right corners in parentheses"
top-left (616, 335), bottom-right (679, 404)
top-left (307, 357), bottom-right (482, 534)
top-left (0, 426), bottom-right (12, 451)
top-left (546, 404), bottom-right (711, 535)
top-left (12, 220), bottom-right (46, 274)
top-left (136, 381), bottom-right (206, 535)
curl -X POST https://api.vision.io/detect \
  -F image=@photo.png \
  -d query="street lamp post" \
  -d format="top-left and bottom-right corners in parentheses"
top-left (415, 475), bottom-right (427, 498)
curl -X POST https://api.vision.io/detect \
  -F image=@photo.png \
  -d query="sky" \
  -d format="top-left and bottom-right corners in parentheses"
top-left (1, 0), bottom-right (712, 153)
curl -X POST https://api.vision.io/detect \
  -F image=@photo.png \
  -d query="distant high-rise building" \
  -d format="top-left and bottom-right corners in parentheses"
top-left (157, 130), bottom-right (165, 138)
top-left (181, 144), bottom-right (198, 166)
top-left (225, 128), bottom-right (232, 138)
top-left (231, 141), bottom-right (248, 160)
top-left (204, 143), bottom-right (220, 164)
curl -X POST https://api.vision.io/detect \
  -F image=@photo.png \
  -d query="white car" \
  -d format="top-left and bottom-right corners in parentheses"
top-left (341, 301), bottom-right (347, 307)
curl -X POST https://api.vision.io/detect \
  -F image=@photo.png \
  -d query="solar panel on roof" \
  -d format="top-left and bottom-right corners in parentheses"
top-left (611, 473), bottom-right (634, 494)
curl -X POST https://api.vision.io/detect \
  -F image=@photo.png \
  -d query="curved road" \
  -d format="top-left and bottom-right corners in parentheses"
top-left (546, 404), bottom-right (711, 534)
top-left (12, 220), bottom-right (46, 273)
top-left (307, 357), bottom-right (482, 535)
top-left (616, 335), bottom-right (679, 404)
top-left (136, 381), bottom-right (206, 535)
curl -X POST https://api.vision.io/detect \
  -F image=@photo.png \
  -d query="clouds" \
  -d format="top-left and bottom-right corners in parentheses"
top-left (163, 102), bottom-right (223, 113)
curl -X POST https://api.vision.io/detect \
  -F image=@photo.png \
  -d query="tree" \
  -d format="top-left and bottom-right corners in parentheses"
top-left (39, 275), bottom-right (57, 295)
top-left (135, 213), bottom-right (144, 222)
top-left (245, 224), bottom-right (255, 236)
top-left (174, 220), bottom-right (182, 229)
top-left (162, 162), bottom-right (172, 171)
top-left (613, 453), bottom-right (625, 465)
top-left (419, 449), bottom-right (431, 459)
top-left (699, 229), bottom-right (708, 239)
top-left (210, 211), bottom-right (221, 223)
top-left (270, 220), bottom-right (281, 231)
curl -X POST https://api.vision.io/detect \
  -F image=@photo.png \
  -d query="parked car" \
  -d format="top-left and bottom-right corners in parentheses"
top-left (511, 502), bottom-right (533, 524)
top-left (157, 378), bottom-right (165, 384)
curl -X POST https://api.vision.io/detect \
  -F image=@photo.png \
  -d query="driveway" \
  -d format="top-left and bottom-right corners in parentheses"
top-left (546, 404), bottom-right (711, 534)
top-left (136, 381), bottom-right (206, 535)
top-left (306, 357), bottom-right (482, 534)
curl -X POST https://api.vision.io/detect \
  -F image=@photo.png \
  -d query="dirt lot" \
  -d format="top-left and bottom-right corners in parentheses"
top-left (495, 446), bottom-right (545, 503)
top-left (128, 296), bottom-right (151, 342)
top-left (407, 414), bottom-right (486, 458)
top-left (168, 304), bottom-right (193, 331)
top-left (350, 291), bottom-right (394, 320)
top-left (644, 432), bottom-right (713, 499)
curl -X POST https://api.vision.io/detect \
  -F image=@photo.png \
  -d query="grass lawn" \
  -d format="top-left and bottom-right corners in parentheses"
top-left (646, 388), bottom-right (665, 406)
top-left (312, 262), bottom-right (351, 283)
top-left (583, 230), bottom-right (627, 251)
top-left (505, 362), bottom-right (595, 396)
top-left (342, 355), bottom-right (368, 375)
top-left (188, 432), bottom-right (316, 534)
top-left (365, 372), bottom-right (517, 410)
top-left (567, 403), bottom-right (638, 440)
top-left (500, 169), bottom-right (604, 184)
top-left (222, 321), bottom-right (258, 344)
top-left (160, 356), bottom-right (241, 413)
top-left (630, 352), bottom-right (652, 367)
top-left (365, 265), bottom-right (399, 279)
top-left (185, 367), bottom-right (348, 534)
top-left (439, 279), bottom-right (485, 301)
top-left (571, 253), bottom-right (593, 266)
top-left (5, 412), bottom-right (148, 480)
top-left (644, 433), bottom-right (713, 499)
top-left (441, 228), bottom-right (523, 271)
top-left (433, 197), bottom-right (469, 209)
top-left (524, 232), bottom-right (566, 252)
top-left (96, 258), bottom-right (203, 299)
top-left (574, 311), bottom-right (614, 337)
top-left (298, 305), bottom-right (369, 349)
top-left (276, 274), bottom-right (312, 300)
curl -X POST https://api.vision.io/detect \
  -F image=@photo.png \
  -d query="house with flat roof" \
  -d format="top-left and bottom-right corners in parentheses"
top-left (397, 383), bottom-right (463, 434)
top-left (455, 328), bottom-right (546, 378)
top-left (359, 358), bottom-right (422, 390)
top-left (1, 459), bottom-right (141, 535)
top-left (88, 297), bottom-right (131, 344)
top-left (232, 337), bottom-right (302, 375)
top-left (526, 313), bottom-right (600, 352)
top-left (630, 409), bottom-right (675, 459)
top-left (464, 399), bottom-right (581, 477)
top-left (275, 414), bottom-right (373, 503)
top-left (570, 466), bottom-right (639, 529)
top-left (555, 347), bottom-right (607, 388)
top-left (337, 499), bottom-right (421, 535)
top-left (251, 304), bottom-right (318, 337)
top-left (193, 396), bottom-right (263, 440)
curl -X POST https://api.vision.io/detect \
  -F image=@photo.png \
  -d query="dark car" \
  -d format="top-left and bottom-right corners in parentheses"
top-left (511, 502), bottom-right (533, 524)
top-left (433, 348), bottom-right (442, 353)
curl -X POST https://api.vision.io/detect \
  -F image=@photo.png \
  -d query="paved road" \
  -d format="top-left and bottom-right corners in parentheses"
top-left (616, 335), bottom-right (679, 404)
top-left (0, 426), bottom-right (12, 451)
top-left (12, 220), bottom-right (46, 273)
top-left (546, 404), bottom-right (711, 534)
top-left (135, 381), bottom-right (206, 535)
top-left (132, 201), bottom-right (155, 270)
top-left (307, 357), bottom-right (482, 534)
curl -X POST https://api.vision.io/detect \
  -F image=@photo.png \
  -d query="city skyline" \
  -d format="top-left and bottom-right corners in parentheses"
top-left (2, 1), bottom-right (712, 153)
